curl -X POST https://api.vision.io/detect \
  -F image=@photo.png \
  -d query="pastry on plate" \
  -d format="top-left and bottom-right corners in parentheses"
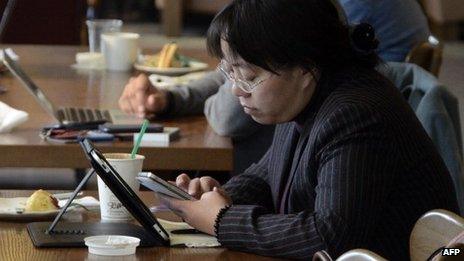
top-left (144, 43), bottom-right (192, 68)
top-left (25, 189), bottom-right (59, 212)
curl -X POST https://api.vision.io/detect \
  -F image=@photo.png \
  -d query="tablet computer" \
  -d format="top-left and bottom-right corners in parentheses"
top-left (79, 139), bottom-right (170, 246)
top-left (137, 172), bottom-right (195, 200)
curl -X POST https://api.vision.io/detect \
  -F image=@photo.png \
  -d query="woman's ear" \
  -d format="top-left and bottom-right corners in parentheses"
top-left (299, 67), bottom-right (319, 89)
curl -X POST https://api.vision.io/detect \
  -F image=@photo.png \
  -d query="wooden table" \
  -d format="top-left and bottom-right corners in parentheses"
top-left (0, 45), bottom-right (232, 171)
top-left (0, 190), bottom-right (279, 260)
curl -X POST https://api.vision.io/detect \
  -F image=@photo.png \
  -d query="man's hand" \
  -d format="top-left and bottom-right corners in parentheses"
top-left (174, 174), bottom-right (222, 199)
top-left (118, 74), bottom-right (169, 118)
top-left (159, 187), bottom-right (232, 235)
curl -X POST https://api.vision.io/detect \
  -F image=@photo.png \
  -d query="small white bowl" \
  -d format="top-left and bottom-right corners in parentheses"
top-left (84, 235), bottom-right (140, 256)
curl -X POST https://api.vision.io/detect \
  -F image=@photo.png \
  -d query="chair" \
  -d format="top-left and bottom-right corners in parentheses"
top-left (0, 0), bottom-right (87, 45)
top-left (405, 35), bottom-right (444, 77)
top-left (154, 0), bottom-right (231, 36)
top-left (431, 231), bottom-right (464, 261)
top-left (410, 209), bottom-right (464, 261)
top-left (418, 0), bottom-right (464, 40)
top-left (312, 249), bottom-right (387, 261)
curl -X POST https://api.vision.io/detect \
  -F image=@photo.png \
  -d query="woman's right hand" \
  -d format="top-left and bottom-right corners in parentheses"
top-left (174, 173), bottom-right (222, 199)
top-left (118, 74), bottom-right (168, 118)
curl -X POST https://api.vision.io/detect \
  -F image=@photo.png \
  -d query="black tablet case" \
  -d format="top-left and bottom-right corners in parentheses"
top-left (27, 222), bottom-right (158, 247)
top-left (26, 139), bottom-right (170, 247)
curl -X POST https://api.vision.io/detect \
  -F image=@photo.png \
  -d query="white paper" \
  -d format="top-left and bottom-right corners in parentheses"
top-left (58, 196), bottom-right (100, 211)
top-left (0, 101), bottom-right (29, 133)
top-left (0, 48), bottom-right (19, 62)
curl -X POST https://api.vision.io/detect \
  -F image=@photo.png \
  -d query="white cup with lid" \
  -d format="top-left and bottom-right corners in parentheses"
top-left (84, 235), bottom-right (140, 256)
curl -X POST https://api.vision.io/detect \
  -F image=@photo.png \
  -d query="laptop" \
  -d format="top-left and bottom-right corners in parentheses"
top-left (1, 49), bottom-right (141, 126)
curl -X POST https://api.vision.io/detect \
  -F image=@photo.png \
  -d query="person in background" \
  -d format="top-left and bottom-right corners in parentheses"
top-left (118, 0), bottom-right (430, 175)
top-left (119, 69), bottom-right (273, 175)
top-left (339, 0), bottom-right (430, 62)
top-left (155, 0), bottom-right (458, 259)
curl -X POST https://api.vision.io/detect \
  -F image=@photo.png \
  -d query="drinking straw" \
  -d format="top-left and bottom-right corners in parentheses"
top-left (131, 119), bottom-right (149, 159)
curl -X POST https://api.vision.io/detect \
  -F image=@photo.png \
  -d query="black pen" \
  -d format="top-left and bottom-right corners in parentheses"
top-left (171, 229), bottom-right (204, 235)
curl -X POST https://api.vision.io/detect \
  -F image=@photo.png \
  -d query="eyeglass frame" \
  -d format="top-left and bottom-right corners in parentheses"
top-left (217, 59), bottom-right (269, 93)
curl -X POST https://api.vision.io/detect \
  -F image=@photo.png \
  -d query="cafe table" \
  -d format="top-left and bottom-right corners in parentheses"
top-left (0, 190), bottom-right (281, 260)
top-left (0, 45), bottom-right (233, 171)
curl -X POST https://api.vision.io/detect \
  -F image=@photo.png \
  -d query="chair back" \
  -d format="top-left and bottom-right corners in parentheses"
top-left (155, 0), bottom-right (230, 14)
top-left (336, 249), bottom-right (387, 261)
top-left (312, 249), bottom-right (386, 261)
top-left (410, 209), bottom-right (464, 261)
top-left (405, 35), bottom-right (443, 77)
top-left (0, 0), bottom-right (87, 44)
top-left (432, 232), bottom-right (464, 261)
top-left (313, 250), bottom-right (333, 261)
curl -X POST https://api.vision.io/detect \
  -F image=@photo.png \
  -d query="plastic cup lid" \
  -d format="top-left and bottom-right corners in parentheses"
top-left (84, 235), bottom-right (140, 256)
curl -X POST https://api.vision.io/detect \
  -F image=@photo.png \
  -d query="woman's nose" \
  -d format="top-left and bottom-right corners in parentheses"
top-left (231, 81), bottom-right (251, 98)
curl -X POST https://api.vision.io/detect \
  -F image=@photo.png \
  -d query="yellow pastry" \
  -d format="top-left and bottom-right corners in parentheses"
top-left (25, 189), bottom-right (59, 212)
top-left (157, 44), bottom-right (170, 68)
top-left (144, 43), bottom-right (191, 68)
top-left (162, 43), bottom-right (178, 68)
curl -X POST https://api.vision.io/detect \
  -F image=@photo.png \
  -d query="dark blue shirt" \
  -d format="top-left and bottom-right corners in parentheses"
top-left (339, 0), bottom-right (430, 62)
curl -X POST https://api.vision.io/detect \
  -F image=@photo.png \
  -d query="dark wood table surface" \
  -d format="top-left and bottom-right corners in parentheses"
top-left (0, 45), bottom-right (232, 171)
top-left (0, 190), bottom-right (280, 261)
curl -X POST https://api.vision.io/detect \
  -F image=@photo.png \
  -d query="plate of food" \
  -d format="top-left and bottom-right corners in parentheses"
top-left (134, 43), bottom-right (209, 76)
top-left (0, 189), bottom-right (78, 222)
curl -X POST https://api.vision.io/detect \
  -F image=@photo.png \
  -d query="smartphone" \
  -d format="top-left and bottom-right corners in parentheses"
top-left (98, 123), bottom-right (163, 133)
top-left (137, 172), bottom-right (195, 200)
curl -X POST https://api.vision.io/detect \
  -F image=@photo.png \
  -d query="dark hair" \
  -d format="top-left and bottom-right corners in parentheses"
top-left (207, 0), bottom-right (380, 75)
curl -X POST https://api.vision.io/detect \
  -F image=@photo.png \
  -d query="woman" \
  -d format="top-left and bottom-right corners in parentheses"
top-left (159, 0), bottom-right (459, 259)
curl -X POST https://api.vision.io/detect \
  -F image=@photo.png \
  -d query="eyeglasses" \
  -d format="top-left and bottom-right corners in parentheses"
top-left (217, 60), bottom-right (268, 93)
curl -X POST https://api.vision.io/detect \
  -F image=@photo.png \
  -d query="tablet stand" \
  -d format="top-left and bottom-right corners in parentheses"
top-left (26, 168), bottom-right (159, 247)
top-left (47, 169), bottom-right (96, 234)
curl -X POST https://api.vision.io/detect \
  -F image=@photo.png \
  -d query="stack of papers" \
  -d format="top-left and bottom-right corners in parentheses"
top-left (156, 218), bottom-right (220, 248)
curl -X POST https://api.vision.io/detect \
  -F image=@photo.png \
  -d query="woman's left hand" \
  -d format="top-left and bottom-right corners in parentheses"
top-left (158, 187), bottom-right (232, 235)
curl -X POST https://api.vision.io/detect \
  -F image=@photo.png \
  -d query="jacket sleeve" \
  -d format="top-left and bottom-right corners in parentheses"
top-left (222, 148), bottom-right (274, 211)
top-left (167, 70), bottom-right (265, 138)
top-left (167, 71), bottom-right (225, 116)
top-left (216, 104), bottom-right (398, 259)
top-left (203, 81), bottom-right (264, 138)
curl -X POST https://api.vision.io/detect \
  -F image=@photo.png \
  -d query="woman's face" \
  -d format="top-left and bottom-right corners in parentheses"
top-left (221, 40), bottom-right (317, 124)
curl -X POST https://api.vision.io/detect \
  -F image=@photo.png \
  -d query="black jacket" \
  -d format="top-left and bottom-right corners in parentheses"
top-left (219, 67), bottom-right (459, 260)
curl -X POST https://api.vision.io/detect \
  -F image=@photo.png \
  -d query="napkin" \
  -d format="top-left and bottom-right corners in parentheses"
top-left (0, 101), bottom-right (29, 133)
top-left (0, 48), bottom-right (19, 62)
top-left (148, 71), bottom-right (208, 89)
top-left (0, 48), bottom-right (19, 72)
top-left (72, 52), bottom-right (105, 70)
top-left (58, 196), bottom-right (100, 211)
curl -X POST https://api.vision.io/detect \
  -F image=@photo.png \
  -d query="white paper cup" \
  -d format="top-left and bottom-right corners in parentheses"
top-left (101, 32), bottom-right (140, 71)
top-left (98, 153), bottom-right (144, 222)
